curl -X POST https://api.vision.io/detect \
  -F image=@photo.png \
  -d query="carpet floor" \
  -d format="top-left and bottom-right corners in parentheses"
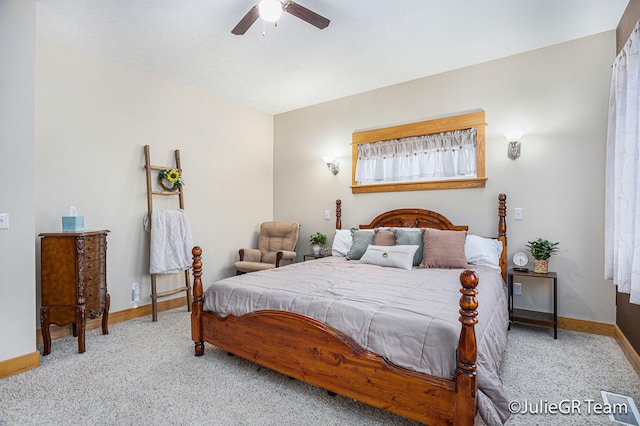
top-left (1, 308), bottom-right (639, 425)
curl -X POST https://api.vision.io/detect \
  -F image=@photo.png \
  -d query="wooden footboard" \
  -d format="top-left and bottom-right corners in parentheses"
top-left (190, 247), bottom-right (479, 426)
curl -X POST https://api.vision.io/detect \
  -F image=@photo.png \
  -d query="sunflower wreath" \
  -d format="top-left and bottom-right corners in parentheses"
top-left (157, 169), bottom-right (185, 192)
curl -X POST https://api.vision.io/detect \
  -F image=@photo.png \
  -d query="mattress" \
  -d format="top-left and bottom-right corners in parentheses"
top-left (203, 256), bottom-right (510, 425)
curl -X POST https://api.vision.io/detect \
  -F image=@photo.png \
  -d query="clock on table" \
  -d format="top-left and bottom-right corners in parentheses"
top-left (512, 252), bottom-right (529, 272)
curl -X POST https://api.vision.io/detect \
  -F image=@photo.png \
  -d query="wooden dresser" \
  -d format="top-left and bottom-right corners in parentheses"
top-left (39, 230), bottom-right (110, 355)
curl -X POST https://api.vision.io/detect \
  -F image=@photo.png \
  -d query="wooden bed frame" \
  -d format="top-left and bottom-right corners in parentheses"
top-left (191, 193), bottom-right (507, 426)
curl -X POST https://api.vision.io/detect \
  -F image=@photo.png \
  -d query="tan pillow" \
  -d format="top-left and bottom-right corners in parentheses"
top-left (373, 228), bottom-right (396, 246)
top-left (419, 228), bottom-right (469, 269)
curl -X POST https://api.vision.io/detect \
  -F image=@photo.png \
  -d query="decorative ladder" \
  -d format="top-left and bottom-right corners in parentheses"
top-left (143, 145), bottom-right (192, 322)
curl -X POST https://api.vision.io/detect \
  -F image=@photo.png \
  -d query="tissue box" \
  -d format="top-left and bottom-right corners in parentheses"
top-left (62, 216), bottom-right (84, 232)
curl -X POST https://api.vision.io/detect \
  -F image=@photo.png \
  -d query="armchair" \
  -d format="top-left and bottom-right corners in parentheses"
top-left (234, 221), bottom-right (300, 274)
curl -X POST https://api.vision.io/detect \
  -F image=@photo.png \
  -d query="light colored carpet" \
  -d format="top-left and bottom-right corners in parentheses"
top-left (500, 323), bottom-right (640, 425)
top-left (0, 309), bottom-right (638, 425)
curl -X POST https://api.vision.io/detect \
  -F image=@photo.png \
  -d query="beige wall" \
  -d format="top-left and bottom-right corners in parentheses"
top-left (35, 36), bottom-right (274, 316)
top-left (274, 31), bottom-right (617, 324)
top-left (0, 1), bottom-right (37, 362)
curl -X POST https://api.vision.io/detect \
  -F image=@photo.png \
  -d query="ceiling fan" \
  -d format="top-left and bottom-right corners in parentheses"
top-left (231, 0), bottom-right (330, 35)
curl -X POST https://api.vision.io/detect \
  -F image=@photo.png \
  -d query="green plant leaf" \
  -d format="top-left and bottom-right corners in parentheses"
top-left (526, 238), bottom-right (559, 260)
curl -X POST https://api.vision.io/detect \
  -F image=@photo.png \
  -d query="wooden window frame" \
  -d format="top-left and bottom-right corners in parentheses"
top-left (351, 111), bottom-right (487, 194)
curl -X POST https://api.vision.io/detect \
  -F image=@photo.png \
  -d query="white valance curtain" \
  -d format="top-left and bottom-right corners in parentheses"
top-left (605, 20), bottom-right (640, 304)
top-left (354, 128), bottom-right (477, 184)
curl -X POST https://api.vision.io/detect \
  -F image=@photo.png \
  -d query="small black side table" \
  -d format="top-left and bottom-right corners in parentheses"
top-left (507, 269), bottom-right (558, 339)
top-left (303, 254), bottom-right (330, 261)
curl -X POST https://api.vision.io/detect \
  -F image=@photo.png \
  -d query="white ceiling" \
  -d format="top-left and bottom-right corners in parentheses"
top-left (36, 0), bottom-right (629, 114)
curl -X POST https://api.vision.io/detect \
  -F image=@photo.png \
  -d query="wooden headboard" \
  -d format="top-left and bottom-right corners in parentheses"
top-left (358, 208), bottom-right (468, 231)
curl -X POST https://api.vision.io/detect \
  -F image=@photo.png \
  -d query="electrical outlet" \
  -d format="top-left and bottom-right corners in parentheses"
top-left (324, 210), bottom-right (330, 220)
top-left (513, 282), bottom-right (522, 295)
top-left (132, 282), bottom-right (140, 302)
top-left (0, 213), bottom-right (8, 230)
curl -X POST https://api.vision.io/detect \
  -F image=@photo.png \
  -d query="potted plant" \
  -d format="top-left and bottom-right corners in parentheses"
top-left (526, 238), bottom-right (559, 273)
top-left (309, 232), bottom-right (327, 256)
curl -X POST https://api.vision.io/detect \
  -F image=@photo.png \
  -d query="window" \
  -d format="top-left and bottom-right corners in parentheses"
top-left (351, 111), bottom-right (487, 193)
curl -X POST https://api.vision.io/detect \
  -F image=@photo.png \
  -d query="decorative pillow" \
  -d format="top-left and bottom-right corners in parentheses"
top-left (420, 228), bottom-right (469, 269)
top-left (331, 229), bottom-right (353, 257)
top-left (346, 229), bottom-right (376, 260)
top-left (465, 234), bottom-right (503, 271)
top-left (395, 228), bottom-right (424, 266)
top-left (373, 228), bottom-right (396, 246)
top-left (359, 245), bottom-right (419, 271)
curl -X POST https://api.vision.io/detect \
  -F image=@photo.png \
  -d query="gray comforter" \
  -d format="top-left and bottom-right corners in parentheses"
top-left (203, 257), bottom-right (510, 425)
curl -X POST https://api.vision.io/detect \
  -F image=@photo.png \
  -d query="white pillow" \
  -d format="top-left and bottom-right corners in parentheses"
top-left (331, 229), bottom-right (353, 257)
top-left (359, 245), bottom-right (419, 271)
top-left (464, 235), bottom-right (503, 271)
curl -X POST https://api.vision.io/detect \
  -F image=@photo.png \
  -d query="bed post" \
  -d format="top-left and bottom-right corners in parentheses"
top-left (497, 193), bottom-right (507, 282)
top-left (191, 246), bottom-right (205, 356)
top-left (336, 199), bottom-right (342, 230)
top-left (454, 270), bottom-right (478, 425)
top-left (498, 193), bottom-right (506, 241)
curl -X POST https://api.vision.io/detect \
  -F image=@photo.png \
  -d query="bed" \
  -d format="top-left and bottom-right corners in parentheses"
top-left (191, 194), bottom-right (509, 426)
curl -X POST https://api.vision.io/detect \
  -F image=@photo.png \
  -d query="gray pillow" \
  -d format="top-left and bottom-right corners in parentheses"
top-left (395, 228), bottom-right (424, 266)
top-left (346, 229), bottom-right (375, 260)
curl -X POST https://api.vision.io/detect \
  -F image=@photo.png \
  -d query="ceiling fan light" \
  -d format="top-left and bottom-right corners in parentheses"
top-left (258, 0), bottom-right (282, 22)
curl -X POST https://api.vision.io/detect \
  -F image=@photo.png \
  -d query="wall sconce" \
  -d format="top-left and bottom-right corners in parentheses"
top-left (505, 132), bottom-right (523, 160)
top-left (322, 156), bottom-right (339, 175)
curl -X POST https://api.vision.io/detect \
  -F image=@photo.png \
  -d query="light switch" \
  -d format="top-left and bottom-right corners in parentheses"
top-left (0, 213), bottom-right (8, 229)
top-left (514, 208), bottom-right (523, 220)
top-left (325, 210), bottom-right (331, 220)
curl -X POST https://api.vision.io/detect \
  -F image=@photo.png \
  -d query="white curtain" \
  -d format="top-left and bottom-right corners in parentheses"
top-left (355, 128), bottom-right (476, 184)
top-left (605, 20), bottom-right (640, 304)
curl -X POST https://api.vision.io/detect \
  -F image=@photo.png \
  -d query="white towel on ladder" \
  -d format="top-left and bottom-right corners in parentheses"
top-left (145, 209), bottom-right (193, 275)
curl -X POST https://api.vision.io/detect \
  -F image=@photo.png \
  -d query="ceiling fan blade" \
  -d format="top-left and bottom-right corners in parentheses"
top-left (283, 1), bottom-right (330, 30)
top-left (231, 5), bottom-right (260, 35)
